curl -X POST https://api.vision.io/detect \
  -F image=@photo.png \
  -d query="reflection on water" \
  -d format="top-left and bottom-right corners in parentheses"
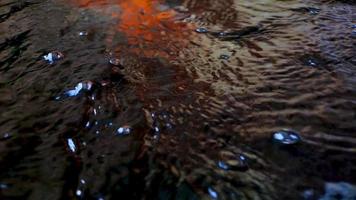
top-left (68, 0), bottom-right (190, 57)
top-left (0, 0), bottom-right (356, 199)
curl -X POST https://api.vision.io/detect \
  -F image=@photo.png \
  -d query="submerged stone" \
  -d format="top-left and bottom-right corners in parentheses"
top-left (272, 129), bottom-right (301, 145)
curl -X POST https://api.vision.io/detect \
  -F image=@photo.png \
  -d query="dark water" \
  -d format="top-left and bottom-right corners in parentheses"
top-left (1, 0), bottom-right (356, 199)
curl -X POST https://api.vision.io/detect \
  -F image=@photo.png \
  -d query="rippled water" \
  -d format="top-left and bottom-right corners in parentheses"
top-left (1, 0), bottom-right (356, 199)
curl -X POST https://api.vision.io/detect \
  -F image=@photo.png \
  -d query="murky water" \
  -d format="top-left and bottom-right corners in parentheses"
top-left (1, 0), bottom-right (356, 199)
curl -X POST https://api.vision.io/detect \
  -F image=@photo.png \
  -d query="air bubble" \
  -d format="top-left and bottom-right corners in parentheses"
top-left (117, 126), bottom-right (131, 135)
top-left (43, 51), bottom-right (64, 64)
top-left (219, 54), bottom-right (230, 60)
top-left (196, 28), bottom-right (208, 33)
top-left (272, 129), bottom-right (301, 145)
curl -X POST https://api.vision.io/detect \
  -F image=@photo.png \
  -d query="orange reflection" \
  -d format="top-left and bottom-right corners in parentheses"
top-left (68, 0), bottom-right (189, 57)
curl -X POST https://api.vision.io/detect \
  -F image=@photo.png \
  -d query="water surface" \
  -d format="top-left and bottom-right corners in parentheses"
top-left (0, 0), bottom-right (356, 199)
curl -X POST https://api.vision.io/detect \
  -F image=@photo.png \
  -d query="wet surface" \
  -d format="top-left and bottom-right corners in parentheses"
top-left (0, 0), bottom-right (356, 199)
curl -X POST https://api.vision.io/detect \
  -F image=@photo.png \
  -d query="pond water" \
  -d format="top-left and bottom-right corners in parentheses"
top-left (0, 0), bottom-right (356, 199)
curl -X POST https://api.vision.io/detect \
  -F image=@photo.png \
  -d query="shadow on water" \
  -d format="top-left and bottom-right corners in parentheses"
top-left (0, 0), bottom-right (356, 199)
